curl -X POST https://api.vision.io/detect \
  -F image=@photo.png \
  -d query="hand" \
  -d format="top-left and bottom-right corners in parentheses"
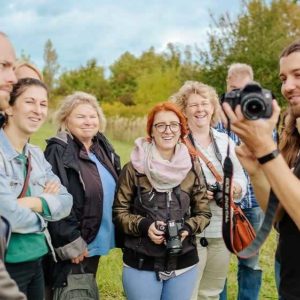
top-left (180, 230), bottom-right (189, 242)
top-left (18, 197), bottom-right (42, 212)
top-left (207, 190), bottom-right (214, 201)
top-left (233, 184), bottom-right (242, 200)
top-left (222, 100), bottom-right (280, 157)
top-left (235, 143), bottom-right (261, 177)
top-left (71, 249), bottom-right (89, 264)
top-left (43, 180), bottom-right (60, 195)
top-left (219, 109), bottom-right (229, 128)
top-left (148, 221), bottom-right (165, 245)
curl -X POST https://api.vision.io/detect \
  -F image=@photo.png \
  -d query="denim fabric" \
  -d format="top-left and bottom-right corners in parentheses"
top-left (237, 207), bottom-right (263, 300)
top-left (0, 129), bottom-right (72, 233)
top-left (219, 280), bottom-right (227, 300)
top-left (123, 265), bottom-right (198, 300)
top-left (275, 258), bottom-right (283, 300)
top-left (6, 258), bottom-right (45, 300)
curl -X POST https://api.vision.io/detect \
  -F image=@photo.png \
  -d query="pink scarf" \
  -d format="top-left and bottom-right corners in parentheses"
top-left (131, 137), bottom-right (192, 192)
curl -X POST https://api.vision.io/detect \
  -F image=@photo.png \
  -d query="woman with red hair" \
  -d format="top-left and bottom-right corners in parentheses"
top-left (113, 102), bottom-right (211, 300)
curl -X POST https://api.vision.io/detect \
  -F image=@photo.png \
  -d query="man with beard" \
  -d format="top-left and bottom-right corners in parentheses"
top-left (223, 39), bottom-right (300, 300)
top-left (0, 31), bottom-right (26, 300)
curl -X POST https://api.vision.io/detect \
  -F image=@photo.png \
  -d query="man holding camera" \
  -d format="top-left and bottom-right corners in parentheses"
top-left (223, 39), bottom-right (300, 300)
top-left (0, 31), bottom-right (26, 300)
top-left (218, 63), bottom-right (264, 300)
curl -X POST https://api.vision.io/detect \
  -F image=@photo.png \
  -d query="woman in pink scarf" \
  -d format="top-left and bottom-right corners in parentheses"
top-left (113, 102), bottom-right (211, 300)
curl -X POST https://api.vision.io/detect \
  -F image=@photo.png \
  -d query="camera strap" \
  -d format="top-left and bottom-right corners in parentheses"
top-left (222, 120), bottom-right (279, 258)
top-left (186, 133), bottom-right (222, 183)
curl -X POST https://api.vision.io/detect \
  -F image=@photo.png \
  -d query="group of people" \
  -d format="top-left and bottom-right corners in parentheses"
top-left (1, 30), bottom-right (300, 300)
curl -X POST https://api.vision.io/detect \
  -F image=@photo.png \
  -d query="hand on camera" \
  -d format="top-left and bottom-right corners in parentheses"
top-left (148, 221), bottom-right (165, 244)
top-left (222, 100), bottom-right (280, 157)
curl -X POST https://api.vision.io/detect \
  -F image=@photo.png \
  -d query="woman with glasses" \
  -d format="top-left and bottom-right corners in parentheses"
top-left (113, 102), bottom-right (211, 300)
top-left (171, 81), bottom-right (247, 300)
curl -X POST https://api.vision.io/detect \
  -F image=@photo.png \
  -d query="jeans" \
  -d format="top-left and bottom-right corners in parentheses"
top-left (123, 265), bottom-right (198, 300)
top-left (6, 258), bottom-right (45, 300)
top-left (219, 280), bottom-right (227, 300)
top-left (237, 206), bottom-right (263, 300)
top-left (274, 257), bottom-right (283, 300)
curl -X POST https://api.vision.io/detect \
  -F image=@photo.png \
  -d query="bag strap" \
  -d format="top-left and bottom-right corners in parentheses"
top-left (222, 120), bottom-right (278, 258)
top-left (18, 152), bottom-right (32, 198)
top-left (186, 134), bottom-right (223, 183)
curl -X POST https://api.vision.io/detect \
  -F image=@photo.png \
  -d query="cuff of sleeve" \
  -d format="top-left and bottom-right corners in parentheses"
top-left (181, 223), bottom-right (192, 235)
top-left (138, 218), bottom-right (153, 236)
top-left (55, 236), bottom-right (87, 261)
top-left (40, 197), bottom-right (51, 217)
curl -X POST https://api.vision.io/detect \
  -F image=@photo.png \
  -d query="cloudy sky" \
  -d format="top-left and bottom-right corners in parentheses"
top-left (0, 0), bottom-right (242, 73)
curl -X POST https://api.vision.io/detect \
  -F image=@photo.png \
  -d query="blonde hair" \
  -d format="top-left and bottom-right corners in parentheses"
top-left (227, 63), bottom-right (254, 81)
top-left (14, 60), bottom-right (43, 81)
top-left (170, 81), bottom-right (220, 126)
top-left (55, 91), bottom-right (106, 133)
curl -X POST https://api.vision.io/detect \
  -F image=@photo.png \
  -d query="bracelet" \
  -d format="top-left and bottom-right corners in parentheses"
top-left (257, 149), bottom-right (280, 164)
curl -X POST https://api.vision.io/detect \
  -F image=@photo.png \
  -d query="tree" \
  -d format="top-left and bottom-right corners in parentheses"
top-left (197, 0), bottom-right (300, 105)
top-left (43, 39), bottom-right (60, 92)
top-left (55, 59), bottom-right (110, 102)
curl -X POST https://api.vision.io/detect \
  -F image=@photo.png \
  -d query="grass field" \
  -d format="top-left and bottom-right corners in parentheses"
top-left (32, 122), bottom-right (278, 300)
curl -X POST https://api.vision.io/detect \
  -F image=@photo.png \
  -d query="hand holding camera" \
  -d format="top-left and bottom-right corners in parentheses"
top-left (148, 221), bottom-right (165, 245)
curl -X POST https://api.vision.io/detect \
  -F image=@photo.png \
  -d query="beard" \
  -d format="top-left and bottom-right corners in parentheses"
top-left (0, 93), bottom-right (9, 111)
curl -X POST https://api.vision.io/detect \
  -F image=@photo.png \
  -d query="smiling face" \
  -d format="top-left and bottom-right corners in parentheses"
top-left (151, 110), bottom-right (181, 157)
top-left (5, 85), bottom-right (48, 137)
top-left (0, 35), bottom-right (17, 110)
top-left (185, 93), bottom-right (214, 131)
top-left (280, 52), bottom-right (300, 118)
top-left (66, 103), bottom-right (100, 146)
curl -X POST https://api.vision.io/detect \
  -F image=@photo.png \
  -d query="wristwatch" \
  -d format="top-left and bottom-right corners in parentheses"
top-left (257, 149), bottom-right (279, 164)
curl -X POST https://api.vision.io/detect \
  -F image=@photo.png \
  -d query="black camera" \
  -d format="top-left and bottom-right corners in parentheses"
top-left (223, 82), bottom-right (273, 120)
top-left (208, 182), bottom-right (223, 207)
top-left (156, 220), bottom-right (183, 255)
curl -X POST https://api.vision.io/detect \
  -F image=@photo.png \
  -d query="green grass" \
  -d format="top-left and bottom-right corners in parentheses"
top-left (32, 121), bottom-right (278, 300)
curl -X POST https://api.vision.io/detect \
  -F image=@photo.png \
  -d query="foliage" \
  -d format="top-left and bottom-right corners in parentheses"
top-left (46, 0), bottom-right (300, 115)
top-left (197, 0), bottom-right (300, 105)
top-left (54, 59), bottom-right (111, 103)
top-left (43, 39), bottom-right (60, 93)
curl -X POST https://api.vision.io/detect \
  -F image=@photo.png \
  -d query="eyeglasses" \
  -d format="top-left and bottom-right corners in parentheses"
top-left (153, 122), bottom-right (181, 133)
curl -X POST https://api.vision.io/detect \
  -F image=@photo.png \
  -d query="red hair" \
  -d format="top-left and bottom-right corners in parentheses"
top-left (146, 102), bottom-right (197, 157)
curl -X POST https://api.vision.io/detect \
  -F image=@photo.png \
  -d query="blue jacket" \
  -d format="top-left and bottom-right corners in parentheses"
top-left (0, 129), bottom-right (73, 234)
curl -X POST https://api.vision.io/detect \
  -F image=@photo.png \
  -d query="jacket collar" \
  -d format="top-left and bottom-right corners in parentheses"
top-left (0, 129), bottom-right (30, 161)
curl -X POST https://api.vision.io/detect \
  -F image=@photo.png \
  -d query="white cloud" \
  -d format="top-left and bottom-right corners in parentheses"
top-left (0, 0), bottom-right (241, 72)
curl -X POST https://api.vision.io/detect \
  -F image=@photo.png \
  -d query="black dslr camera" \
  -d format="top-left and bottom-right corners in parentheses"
top-left (156, 220), bottom-right (183, 255)
top-left (208, 182), bottom-right (223, 207)
top-left (223, 82), bottom-right (273, 120)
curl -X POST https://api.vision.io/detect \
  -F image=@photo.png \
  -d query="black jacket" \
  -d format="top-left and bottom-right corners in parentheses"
top-left (44, 131), bottom-right (121, 287)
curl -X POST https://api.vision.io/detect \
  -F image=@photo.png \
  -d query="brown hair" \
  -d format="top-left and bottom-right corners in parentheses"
top-left (280, 39), bottom-right (300, 58)
top-left (278, 39), bottom-right (300, 166)
top-left (9, 78), bottom-right (48, 106)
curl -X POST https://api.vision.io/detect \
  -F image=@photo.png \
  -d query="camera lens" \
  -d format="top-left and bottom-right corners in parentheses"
top-left (242, 96), bottom-right (266, 120)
